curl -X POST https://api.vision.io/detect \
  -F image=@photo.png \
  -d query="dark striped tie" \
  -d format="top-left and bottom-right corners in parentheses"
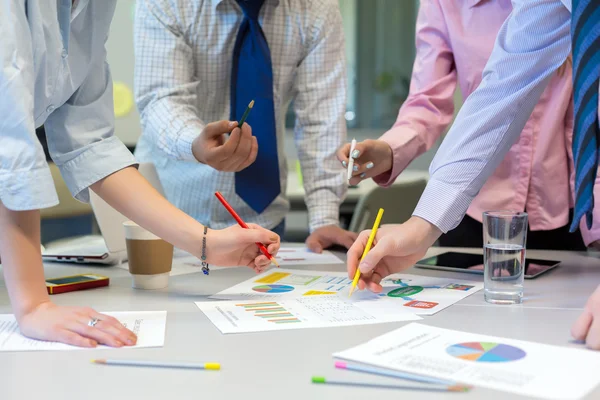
top-left (570, 0), bottom-right (600, 232)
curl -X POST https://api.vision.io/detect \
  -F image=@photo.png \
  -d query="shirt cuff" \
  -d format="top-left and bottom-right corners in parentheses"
top-left (412, 178), bottom-right (474, 233)
top-left (307, 198), bottom-right (341, 232)
top-left (373, 126), bottom-right (424, 188)
top-left (0, 166), bottom-right (59, 211)
top-left (58, 136), bottom-right (138, 203)
top-left (176, 122), bottom-right (203, 162)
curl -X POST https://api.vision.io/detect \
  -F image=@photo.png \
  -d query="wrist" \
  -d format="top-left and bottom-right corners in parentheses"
top-left (191, 135), bottom-right (205, 164)
top-left (201, 227), bottom-right (219, 265)
top-left (408, 216), bottom-right (442, 245)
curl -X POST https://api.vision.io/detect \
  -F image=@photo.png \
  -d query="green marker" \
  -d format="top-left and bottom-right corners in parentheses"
top-left (238, 100), bottom-right (255, 126)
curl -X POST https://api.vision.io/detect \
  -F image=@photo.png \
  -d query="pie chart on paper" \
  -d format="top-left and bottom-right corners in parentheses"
top-left (252, 285), bottom-right (295, 294)
top-left (446, 342), bottom-right (526, 362)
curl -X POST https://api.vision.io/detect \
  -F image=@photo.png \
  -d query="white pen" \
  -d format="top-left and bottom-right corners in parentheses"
top-left (347, 138), bottom-right (356, 182)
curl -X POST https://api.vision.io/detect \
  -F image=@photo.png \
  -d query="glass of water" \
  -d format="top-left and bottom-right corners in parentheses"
top-left (482, 211), bottom-right (528, 304)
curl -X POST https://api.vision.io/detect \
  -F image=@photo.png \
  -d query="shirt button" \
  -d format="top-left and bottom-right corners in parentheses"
top-left (61, 49), bottom-right (68, 59)
top-left (47, 105), bottom-right (55, 113)
top-left (521, 138), bottom-right (530, 146)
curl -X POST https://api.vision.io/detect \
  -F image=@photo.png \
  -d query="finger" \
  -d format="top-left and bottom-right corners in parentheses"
top-left (366, 271), bottom-right (384, 293)
top-left (254, 255), bottom-right (271, 267)
top-left (211, 127), bottom-right (242, 164)
top-left (306, 234), bottom-right (324, 254)
top-left (359, 236), bottom-right (395, 274)
top-left (57, 329), bottom-right (97, 348)
top-left (347, 230), bottom-right (370, 279)
top-left (238, 135), bottom-right (259, 170)
top-left (227, 124), bottom-right (254, 171)
top-left (266, 242), bottom-right (280, 255)
top-left (67, 321), bottom-right (123, 348)
top-left (93, 318), bottom-right (137, 346)
top-left (243, 224), bottom-right (280, 245)
top-left (350, 142), bottom-right (369, 160)
top-left (336, 143), bottom-right (352, 167)
top-left (586, 317), bottom-right (600, 350)
top-left (204, 120), bottom-right (237, 138)
top-left (336, 231), bottom-right (358, 250)
top-left (572, 309), bottom-right (593, 341)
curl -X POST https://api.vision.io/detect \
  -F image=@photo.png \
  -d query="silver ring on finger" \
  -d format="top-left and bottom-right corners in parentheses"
top-left (88, 317), bottom-right (100, 327)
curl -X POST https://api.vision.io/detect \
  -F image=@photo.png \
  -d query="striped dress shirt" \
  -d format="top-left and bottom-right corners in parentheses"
top-left (133, 0), bottom-right (347, 231)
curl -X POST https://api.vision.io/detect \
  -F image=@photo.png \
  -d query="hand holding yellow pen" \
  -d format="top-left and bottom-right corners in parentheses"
top-left (349, 208), bottom-right (384, 297)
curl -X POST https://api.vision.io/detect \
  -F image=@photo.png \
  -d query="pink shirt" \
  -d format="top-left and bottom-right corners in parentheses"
top-left (375, 0), bottom-right (600, 245)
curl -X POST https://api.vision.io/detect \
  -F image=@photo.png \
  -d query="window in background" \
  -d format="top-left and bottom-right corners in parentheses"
top-left (285, 0), bottom-right (418, 131)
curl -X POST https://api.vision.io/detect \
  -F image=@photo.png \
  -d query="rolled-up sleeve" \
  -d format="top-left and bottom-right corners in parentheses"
top-left (43, 45), bottom-right (137, 204)
top-left (0, 0), bottom-right (58, 211)
top-left (133, 0), bottom-right (205, 163)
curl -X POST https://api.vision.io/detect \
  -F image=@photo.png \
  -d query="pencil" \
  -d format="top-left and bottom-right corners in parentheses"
top-left (349, 208), bottom-right (384, 297)
top-left (215, 191), bottom-right (280, 267)
top-left (334, 361), bottom-right (456, 386)
top-left (347, 138), bottom-right (357, 182)
top-left (92, 359), bottom-right (220, 370)
top-left (311, 377), bottom-right (470, 392)
top-left (238, 100), bottom-right (254, 126)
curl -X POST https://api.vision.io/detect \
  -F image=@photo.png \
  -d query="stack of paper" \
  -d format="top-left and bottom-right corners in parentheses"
top-left (334, 323), bottom-right (600, 400)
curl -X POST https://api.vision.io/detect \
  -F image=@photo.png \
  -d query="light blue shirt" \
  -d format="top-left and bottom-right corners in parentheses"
top-left (413, 0), bottom-right (574, 232)
top-left (0, 0), bottom-right (136, 211)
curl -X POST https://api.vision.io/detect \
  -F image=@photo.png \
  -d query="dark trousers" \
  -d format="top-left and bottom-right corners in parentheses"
top-left (438, 210), bottom-right (586, 251)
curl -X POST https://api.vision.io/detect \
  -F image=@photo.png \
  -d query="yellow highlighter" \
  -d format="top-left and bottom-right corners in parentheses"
top-left (349, 208), bottom-right (385, 297)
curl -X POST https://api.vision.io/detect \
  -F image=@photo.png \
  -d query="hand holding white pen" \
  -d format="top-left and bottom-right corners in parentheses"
top-left (337, 139), bottom-right (394, 185)
top-left (346, 139), bottom-right (356, 182)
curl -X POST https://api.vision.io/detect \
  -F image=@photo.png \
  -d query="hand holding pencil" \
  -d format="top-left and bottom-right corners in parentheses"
top-left (215, 192), bottom-right (281, 271)
top-left (346, 217), bottom-right (437, 294)
top-left (191, 106), bottom-right (258, 173)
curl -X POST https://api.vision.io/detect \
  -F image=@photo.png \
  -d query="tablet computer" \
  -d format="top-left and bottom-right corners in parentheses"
top-left (415, 251), bottom-right (560, 279)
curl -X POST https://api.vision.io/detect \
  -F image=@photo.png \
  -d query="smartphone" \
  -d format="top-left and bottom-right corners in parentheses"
top-left (45, 274), bottom-right (110, 295)
top-left (415, 251), bottom-right (560, 279)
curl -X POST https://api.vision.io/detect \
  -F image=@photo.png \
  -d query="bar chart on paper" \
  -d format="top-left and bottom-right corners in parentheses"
top-left (236, 302), bottom-right (301, 324)
top-left (195, 296), bottom-right (420, 334)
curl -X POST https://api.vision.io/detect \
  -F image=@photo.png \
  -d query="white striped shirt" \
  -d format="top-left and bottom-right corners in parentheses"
top-left (414, 0), bottom-right (575, 232)
top-left (133, 0), bottom-right (347, 231)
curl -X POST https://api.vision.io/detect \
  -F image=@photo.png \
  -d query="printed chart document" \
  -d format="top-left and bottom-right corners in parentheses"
top-left (334, 323), bottom-right (600, 400)
top-left (0, 311), bottom-right (167, 352)
top-left (211, 269), bottom-right (482, 315)
top-left (195, 297), bottom-right (420, 334)
top-left (274, 247), bottom-right (342, 266)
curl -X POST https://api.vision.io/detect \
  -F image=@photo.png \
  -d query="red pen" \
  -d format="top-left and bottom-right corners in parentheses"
top-left (214, 192), bottom-right (280, 267)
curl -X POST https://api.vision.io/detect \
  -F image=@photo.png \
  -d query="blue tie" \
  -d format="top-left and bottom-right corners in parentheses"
top-left (570, 0), bottom-right (600, 231)
top-left (231, 0), bottom-right (280, 214)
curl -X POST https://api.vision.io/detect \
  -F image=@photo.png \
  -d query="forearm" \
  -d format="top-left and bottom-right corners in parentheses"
top-left (0, 203), bottom-right (49, 319)
top-left (90, 167), bottom-right (204, 258)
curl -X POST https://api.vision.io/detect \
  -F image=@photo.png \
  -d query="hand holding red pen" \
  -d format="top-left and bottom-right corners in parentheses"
top-left (208, 225), bottom-right (280, 274)
top-left (215, 192), bottom-right (281, 269)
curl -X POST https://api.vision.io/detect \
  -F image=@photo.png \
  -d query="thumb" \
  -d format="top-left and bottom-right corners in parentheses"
top-left (305, 235), bottom-right (323, 253)
top-left (358, 236), bottom-right (395, 274)
top-left (204, 120), bottom-right (237, 139)
top-left (243, 224), bottom-right (280, 245)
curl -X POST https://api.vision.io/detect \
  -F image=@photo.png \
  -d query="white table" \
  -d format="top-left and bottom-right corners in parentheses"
top-left (0, 246), bottom-right (599, 400)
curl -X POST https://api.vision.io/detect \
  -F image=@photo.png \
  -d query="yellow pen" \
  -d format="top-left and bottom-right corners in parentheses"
top-left (349, 208), bottom-right (384, 297)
